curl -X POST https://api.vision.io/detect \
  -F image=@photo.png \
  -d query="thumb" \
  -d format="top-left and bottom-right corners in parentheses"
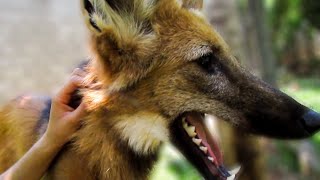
top-left (67, 102), bottom-right (87, 124)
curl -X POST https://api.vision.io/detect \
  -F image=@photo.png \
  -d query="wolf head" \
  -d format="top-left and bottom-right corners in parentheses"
top-left (80, 0), bottom-right (320, 179)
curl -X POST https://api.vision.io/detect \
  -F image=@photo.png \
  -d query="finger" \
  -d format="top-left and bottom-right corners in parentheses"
top-left (67, 102), bottom-right (87, 124)
top-left (72, 68), bottom-right (87, 78)
top-left (56, 75), bottom-right (84, 104)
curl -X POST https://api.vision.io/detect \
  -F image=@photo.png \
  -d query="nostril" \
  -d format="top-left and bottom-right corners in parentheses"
top-left (302, 110), bottom-right (320, 135)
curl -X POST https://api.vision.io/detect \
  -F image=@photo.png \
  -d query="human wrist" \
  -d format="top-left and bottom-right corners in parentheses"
top-left (41, 132), bottom-right (66, 152)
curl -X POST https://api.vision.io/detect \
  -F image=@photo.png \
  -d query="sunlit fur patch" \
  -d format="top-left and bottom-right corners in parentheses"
top-left (188, 8), bottom-right (206, 19)
top-left (114, 112), bottom-right (169, 155)
top-left (175, 0), bottom-right (183, 7)
top-left (185, 45), bottom-right (211, 61)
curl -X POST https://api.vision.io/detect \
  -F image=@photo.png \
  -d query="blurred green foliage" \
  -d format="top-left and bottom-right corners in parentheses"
top-left (281, 78), bottom-right (320, 111)
top-left (268, 0), bottom-right (303, 51)
top-left (270, 141), bottom-right (300, 172)
top-left (267, 0), bottom-right (320, 49)
top-left (240, 0), bottom-right (320, 75)
top-left (151, 146), bottom-right (201, 180)
top-left (303, 0), bottom-right (320, 29)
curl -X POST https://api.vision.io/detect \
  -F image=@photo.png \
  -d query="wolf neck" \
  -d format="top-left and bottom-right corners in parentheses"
top-left (74, 102), bottom-right (169, 179)
top-left (74, 61), bottom-right (170, 178)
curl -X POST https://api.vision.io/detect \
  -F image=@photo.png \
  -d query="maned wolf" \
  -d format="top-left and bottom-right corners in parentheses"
top-left (1, 0), bottom-right (320, 179)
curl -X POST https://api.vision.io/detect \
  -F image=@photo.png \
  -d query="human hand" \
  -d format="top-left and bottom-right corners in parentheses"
top-left (44, 68), bottom-right (87, 148)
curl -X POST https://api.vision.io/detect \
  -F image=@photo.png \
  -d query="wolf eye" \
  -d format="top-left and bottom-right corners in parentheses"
top-left (197, 54), bottom-right (221, 75)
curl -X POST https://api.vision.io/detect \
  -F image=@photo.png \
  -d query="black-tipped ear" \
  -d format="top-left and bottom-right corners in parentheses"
top-left (105, 0), bottom-right (134, 13)
top-left (81, 0), bottom-right (156, 35)
top-left (84, 0), bottom-right (94, 14)
top-left (82, 0), bottom-right (102, 32)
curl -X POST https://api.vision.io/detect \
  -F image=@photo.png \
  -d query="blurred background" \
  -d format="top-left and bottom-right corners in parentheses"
top-left (0, 0), bottom-right (319, 179)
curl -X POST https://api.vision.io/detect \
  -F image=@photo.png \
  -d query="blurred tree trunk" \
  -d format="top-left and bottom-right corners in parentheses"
top-left (247, 0), bottom-right (276, 85)
top-left (283, 23), bottom-right (317, 75)
top-left (204, 0), bottom-right (278, 179)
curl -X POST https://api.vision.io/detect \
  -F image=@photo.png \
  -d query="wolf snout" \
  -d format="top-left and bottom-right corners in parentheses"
top-left (301, 109), bottom-right (320, 135)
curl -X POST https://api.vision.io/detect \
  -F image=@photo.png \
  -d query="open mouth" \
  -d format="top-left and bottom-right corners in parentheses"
top-left (170, 112), bottom-right (240, 180)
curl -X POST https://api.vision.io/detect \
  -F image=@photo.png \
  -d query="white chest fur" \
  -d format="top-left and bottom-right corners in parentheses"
top-left (114, 112), bottom-right (169, 155)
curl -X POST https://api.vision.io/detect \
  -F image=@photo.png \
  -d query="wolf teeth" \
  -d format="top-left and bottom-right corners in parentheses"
top-left (227, 174), bottom-right (235, 180)
top-left (182, 117), bottom-right (187, 124)
top-left (200, 146), bottom-right (208, 154)
top-left (187, 126), bottom-right (195, 132)
top-left (182, 118), bottom-right (196, 137)
top-left (182, 119), bottom-right (189, 130)
top-left (208, 156), bottom-right (213, 162)
top-left (192, 138), bottom-right (202, 146)
top-left (185, 126), bottom-right (197, 137)
top-left (188, 126), bottom-right (195, 132)
top-left (226, 166), bottom-right (241, 180)
top-left (182, 121), bottom-right (188, 129)
top-left (228, 166), bottom-right (241, 175)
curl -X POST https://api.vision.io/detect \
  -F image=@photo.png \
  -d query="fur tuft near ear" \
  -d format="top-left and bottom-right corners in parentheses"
top-left (80, 0), bottom-right (158, 92)
top-left (81, 0), bottom-right (101, 33)
top-left (81, 0), bottom-right (156, 35)
top-left (182, 0), bottom-right (203, 10)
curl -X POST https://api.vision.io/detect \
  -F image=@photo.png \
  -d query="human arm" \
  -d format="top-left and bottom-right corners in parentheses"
top-left (0, 68), bottom-right (87, 180)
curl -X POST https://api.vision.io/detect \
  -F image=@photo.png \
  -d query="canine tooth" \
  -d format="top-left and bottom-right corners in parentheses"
top-left (188, 126), bottom-right (195, 132)
top-left (227, 174), bottom-right (235, 180)
top-left (183, 122), bottom-right (188, 129)
top-left (182, 117), bottom-right (187, 124)
top-left (182, 119), bottom-right (188, 129)
top-left (187, 131), bottom-right (197, 137)
top-left (200, 146), bottom-right (208, 154)
top-left (186, 126), bottom-right (197, 137)
top-left (208, 156), bottom-right (213, 162)
top-left (192, 138), bottom-right (202, 146)
top-left (229, 166), bottom-right (241, 175)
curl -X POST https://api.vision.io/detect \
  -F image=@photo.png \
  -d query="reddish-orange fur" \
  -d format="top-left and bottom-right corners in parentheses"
top-left (0, 0), bottom-right (315, 179)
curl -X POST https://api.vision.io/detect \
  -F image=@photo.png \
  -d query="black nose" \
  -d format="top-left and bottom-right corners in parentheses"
top-left (302, 110), bottom-right (320, 135)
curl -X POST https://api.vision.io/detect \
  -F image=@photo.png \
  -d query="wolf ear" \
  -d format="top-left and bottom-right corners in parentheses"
top-left (182, 0), bottom-right (203, 10)
top-left (80, 0), bottom-right (157, 91)
top-left (81, 0), bottom-right (102, 33)
top-left (81, 0), bottom-right (155, 34)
